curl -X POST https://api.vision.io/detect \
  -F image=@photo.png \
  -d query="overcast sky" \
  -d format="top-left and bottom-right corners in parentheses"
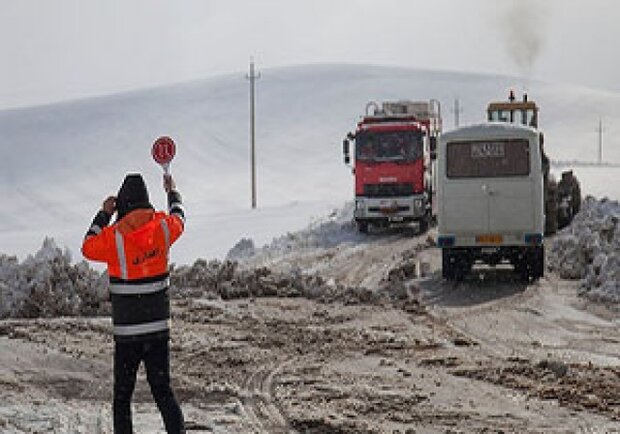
top-left (2, 0), bottom-right (619, 109)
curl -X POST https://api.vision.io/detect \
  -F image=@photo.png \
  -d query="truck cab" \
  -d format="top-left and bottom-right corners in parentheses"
top-left (486, 91), bottom-right (581, 234)
top-left (487, 91), bottom-right (538, 128)
top-left (343, 100), bottom-right (441, 234)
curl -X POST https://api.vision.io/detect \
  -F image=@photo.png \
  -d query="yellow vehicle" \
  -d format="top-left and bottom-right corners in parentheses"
top-left (487, 91), bottom-right (581, 234)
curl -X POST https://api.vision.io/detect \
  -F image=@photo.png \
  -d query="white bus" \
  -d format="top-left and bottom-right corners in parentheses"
top-left (437, 123), bottom-right (545, 281)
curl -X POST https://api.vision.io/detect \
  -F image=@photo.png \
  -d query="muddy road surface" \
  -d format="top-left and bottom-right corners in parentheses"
top-left (1, 230), bottom-right (620, 433)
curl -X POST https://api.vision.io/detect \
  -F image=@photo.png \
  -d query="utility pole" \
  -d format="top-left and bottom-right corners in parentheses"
top-left (246, 58), bottom-right (260, 209)
top-left (597, 118), bottom-right (604, 165)
top-left (452, 98), bottom-right (463, 128)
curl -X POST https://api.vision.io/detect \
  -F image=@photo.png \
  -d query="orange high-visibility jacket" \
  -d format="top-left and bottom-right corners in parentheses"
top-left (82, 195), bottom-right (184, 341)
top-left (83, 209), bottom-right (183, 279)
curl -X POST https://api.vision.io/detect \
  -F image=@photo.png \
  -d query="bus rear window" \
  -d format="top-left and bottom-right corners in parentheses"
top-left (446, 139), bottom-right (530, 178)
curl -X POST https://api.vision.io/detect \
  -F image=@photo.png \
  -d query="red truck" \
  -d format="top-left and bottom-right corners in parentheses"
top-left (343, 100), bottom-right (441, 234)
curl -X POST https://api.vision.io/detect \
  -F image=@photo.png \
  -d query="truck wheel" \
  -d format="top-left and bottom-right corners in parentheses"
top-left (545, 180), bottom-right (559, 235)
top-left (573, 182), bottom-right (582, 214)
top-left (417, 214), bottom-right (429, 235)
top-left (357, 221), bottom-right (369, 234)
top-left (559, 170), bottom-right (582, 217)
top-left (557, 203), bottom-right (572, 230)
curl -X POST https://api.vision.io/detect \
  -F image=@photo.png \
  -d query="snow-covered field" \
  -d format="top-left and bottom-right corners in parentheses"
top-left (1, 64), bottom-right (619, 264)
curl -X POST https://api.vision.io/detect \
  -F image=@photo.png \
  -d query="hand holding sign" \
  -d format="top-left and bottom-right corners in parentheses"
top-left (163, 173), bottom-right (175, 193)
top-left (152, 136), bottom-right (176, 174)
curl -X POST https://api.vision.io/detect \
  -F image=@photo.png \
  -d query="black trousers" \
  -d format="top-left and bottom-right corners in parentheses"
top-left (113, 338), bottom-right (185, 434)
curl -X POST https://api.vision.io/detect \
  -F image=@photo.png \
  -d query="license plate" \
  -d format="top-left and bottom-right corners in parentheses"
top-left (379, 202), bottom-right (398, 214)
top-left (380, 207), bottom-right (397, 214)
top-left (471, 142), bottom-right (505, 158)
top-left (476, 234), bottom-right (503, 244)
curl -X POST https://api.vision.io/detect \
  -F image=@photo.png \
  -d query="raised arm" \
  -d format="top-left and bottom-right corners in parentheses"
top-left (162, 174), bottom-right (185, 246)
top-left (164, 175), bottom-right (185, 222)
top-left (82, 196), bottom-right (115, 261)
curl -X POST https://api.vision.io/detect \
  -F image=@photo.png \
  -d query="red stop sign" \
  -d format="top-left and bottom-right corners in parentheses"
top-left (152, 136), bottom-right (176, 165)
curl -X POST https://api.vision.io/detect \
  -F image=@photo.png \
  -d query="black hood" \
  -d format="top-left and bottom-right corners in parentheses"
top-left (116, 174), bottom-right (153, 220)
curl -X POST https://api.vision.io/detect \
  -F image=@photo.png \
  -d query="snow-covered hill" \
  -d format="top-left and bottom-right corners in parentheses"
top-left (1, 64), bottom-right (619, 264)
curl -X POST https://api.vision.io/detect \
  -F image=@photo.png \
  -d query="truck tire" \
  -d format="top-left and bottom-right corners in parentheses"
top-left (557, 203), bottom-right (572, 230)
top-left (417, 213), bottom-right (430, 235)
top-left (559, 171), bottom-right (581, 222)
top-left (545, 180), bottom-right (559, 235)
top-left (573, 181), bottom-right (582, 214)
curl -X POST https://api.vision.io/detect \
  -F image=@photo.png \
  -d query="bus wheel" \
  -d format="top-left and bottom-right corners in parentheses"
top-left (443, 249), bottom-right (469, 281)
top-left (442, 249), bottom-right (454, 280)
top-left (531, 246), bottom-right (544, 280)
top-left (515, 246), bottom-right (544, 282)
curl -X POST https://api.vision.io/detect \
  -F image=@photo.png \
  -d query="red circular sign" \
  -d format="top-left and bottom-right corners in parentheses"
top-left (152, 136), bottom-right (176, 165)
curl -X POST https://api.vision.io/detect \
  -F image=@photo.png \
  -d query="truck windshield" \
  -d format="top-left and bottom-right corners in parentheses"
top-left (488, 109), bottom-right (537, 127)
top-left (356, 130), bottom-right (423, 162)
top-left (447, 139), bottom-right (530, 178)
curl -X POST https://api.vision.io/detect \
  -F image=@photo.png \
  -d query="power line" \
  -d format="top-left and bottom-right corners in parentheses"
top-left (597, 118), bottom-right (604, 165)
top-left (452, 98), bottom-right (463, 128)
top-left (246, 58), bottom-right (260, 209)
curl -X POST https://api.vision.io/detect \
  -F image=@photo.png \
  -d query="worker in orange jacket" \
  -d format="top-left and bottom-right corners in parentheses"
top-left (82, 173), bottom-right (185, 434)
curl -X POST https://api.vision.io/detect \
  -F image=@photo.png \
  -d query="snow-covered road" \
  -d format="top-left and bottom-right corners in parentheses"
top-left (1, 198), bottom-right (619, 432)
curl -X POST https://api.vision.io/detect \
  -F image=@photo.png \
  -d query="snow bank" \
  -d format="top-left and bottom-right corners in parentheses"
top-left (221, 202), bottom-right (428, 308)
top-left (1, 203), bottom-right (422, 318)
top-left (548, 197), bottom-right (620, 302)
top-left (226, 202), bottom-right (360, 262)
top-left (0, 238), bottom-right (107, 319)
top-left (171, 259), bottom-right (379, 305)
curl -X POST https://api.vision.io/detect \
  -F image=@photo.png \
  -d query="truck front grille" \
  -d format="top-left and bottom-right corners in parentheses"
top-left (368, 206), bottom-right (410, 213)
top-left (363, 183), bottom-right (414, 197)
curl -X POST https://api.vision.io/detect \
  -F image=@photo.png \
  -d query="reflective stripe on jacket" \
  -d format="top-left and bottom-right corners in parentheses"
top-left (82, 204), bottom-right (184, 341)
